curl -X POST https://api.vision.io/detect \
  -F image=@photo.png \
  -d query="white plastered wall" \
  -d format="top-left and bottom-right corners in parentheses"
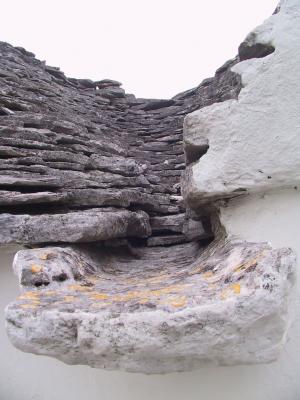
top-left (184, 0), bottom-right (300, 203)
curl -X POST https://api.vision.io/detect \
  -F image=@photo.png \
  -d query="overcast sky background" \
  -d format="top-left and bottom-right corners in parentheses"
top-left (0, 0), bottom-right (278, 98)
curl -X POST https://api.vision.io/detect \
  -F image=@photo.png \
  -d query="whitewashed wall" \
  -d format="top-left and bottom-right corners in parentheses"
top-left (1, 189), bottom-right (300, 400)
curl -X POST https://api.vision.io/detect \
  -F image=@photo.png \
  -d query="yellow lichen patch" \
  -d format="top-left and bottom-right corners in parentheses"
top-left (39, 253), bottom-right (49, 260)
top-left (151, 284), bottom-right (190, 296)
top-left (64, 296), bottom-right (75, 302)
top-left (145, 274), bottom-right (169, 285)
top-left (91, 302), bottom-right (111, 308)
top-left (20, 303), bottom-right (37, 309)
top-left (30, 264), bottom-right (43, 274)
top-left (90, 293), bottom-right (109, 301)
top-left (220, 283), bottom-right (241, 299)
top-left (121, 277), bottom-right (143, 286)
top-left (138, 298), bottom-right (150, 305)
top-left (188, 265), bottom-right (203, 275)
top-left (234, 264), bottom-right (245, 273)
top-left (109, 284), bottom-right (190, 304)
top-left (43, 290), bottom-right (57, 296)
top-left (234, 251), bottom-right (267, 273)
top-left (112, 291), bottom-right (144, 302)
top-left (18, 291), bottom-right (39, 300)
top-left (202, 271), bottom-right (214, 279)
top-left (220, 288), bottom-right (230, 300)
top-left (123, 272), bottom-right (170, 287)
top-left (164, 296), bottom-right (187, 309)
top-left (231, 283), bottom-right (241, 294)
top-left (171, 296), bottom-right (187, 308)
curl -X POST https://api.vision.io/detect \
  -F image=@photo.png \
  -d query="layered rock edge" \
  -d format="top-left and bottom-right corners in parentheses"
top-left (2, 0), bottom-right (297, 373)
top-left (6, 241), bottom-right (295, 373)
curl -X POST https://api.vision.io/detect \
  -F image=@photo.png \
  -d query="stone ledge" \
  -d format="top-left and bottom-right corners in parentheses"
top-left (5, 240), bottom-right (296, 373)
top-left (0, 209), bottom-right (151, 244)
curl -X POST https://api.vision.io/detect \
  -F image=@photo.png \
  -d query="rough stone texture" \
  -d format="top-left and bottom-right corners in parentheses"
top-left (1, 0), bottom-right (298, 374)
top-left (0, 209), bottom-right (151, 244)
top-left (0, 33), bottom-right (240, 247)
top-left (5, 240), bottom-right (296, 373)
top-left (183, 0), bottom-right (300, 206)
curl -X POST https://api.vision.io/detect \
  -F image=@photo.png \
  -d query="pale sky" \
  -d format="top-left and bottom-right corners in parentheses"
top-left (0, 0), bottom-right (278, 98)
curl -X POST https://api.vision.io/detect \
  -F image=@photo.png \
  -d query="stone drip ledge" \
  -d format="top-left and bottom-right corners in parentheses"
top-left (5, 239), bottom-right (296, 374)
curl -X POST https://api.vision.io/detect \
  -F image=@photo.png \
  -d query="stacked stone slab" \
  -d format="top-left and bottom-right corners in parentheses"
top-left (0, 39), bottom-right (240, 245)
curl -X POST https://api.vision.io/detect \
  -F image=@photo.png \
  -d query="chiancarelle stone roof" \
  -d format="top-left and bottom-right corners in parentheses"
top-left (1, 0), bottom-right (297, 373)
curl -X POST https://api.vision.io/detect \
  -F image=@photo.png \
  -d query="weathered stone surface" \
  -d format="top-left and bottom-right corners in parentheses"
top-left (1, 0), bottom-right (298, 375)
top-left (150, 214), bottom-right (186, 233)
top-left (97, 86), bottom-right (126, 99)
top-left (183, 0), bottom-right (300, 206)
top-left (0, 190), bottom-right (66, 205)
top-left (89, 155), bottom-right (146, 176)
top-left (0, 209), bottom-right (151, 244)
top-left (5, 240), bottom-right (296, 373)
top-left (95, 79), bottom-right (122, 88)
top-left (238, 34), bottom-right (275, 61)
top-left (0, 25), bottom-right (240, 252)
top-left (147, 234), bottom-right (188, 246)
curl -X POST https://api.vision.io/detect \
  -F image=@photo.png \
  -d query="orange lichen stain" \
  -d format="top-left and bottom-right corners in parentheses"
top-left (64, 296), bottom-right (75, 302)
top-left (20, 304), bottom-right (37, 309)
top-left (90, 293), bottom-right (109, 301)
top-left (39, 253), bottom-right (49, 260)
top-left (138, 298), bottom-right (149, 305)
top-left (188, 265), bottom-right (203, 275)
top-left (220, 288), bottom-right (230, 300)
top-left (112, 291), bottom-right (143, 302)
top-left (18, 291), bottom-right (39, 300)
top-left (146, 274), bottom-right (169, 285)
top-left (30, 264), bottom-right (43, 274)
top-left (43, 290), bottom-right (57, 296)
top-left (169, 296), bottom-right (187, 308)
top-left (111, 284), bottom-right (190, 303)
top-left (121, 277), bottom-right (144, 286)
top-left (220, 283), bottom-right (241, 299)
top-left (91, 302), bottom-right (111, 308)
top-left (202, 271), bottom-right (214, 279)
top-left (140, 284), bottom-right (187, 299)
top-left (234, 251), bottom-right (267, 273)
top-left (153, 284), bottom-right (189, 295)
top-left (231, 283), bottom-right (241, 294)
top-left (234, 266), bottom-right (244, 273)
